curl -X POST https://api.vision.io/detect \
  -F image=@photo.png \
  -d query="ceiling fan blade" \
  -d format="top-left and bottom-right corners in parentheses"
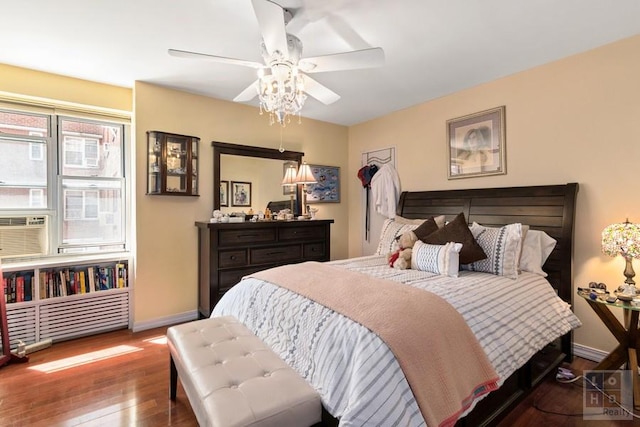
top-left (233, 81), bottom-right (259, 102)
top-left (251, 0), bottom-right (289, 57)
top-left (299, 47), bottom-right (385, 73)
top-left (168, 48), bottom-right (262, 69)
top-left (303, 75), bottom-right (340, 105)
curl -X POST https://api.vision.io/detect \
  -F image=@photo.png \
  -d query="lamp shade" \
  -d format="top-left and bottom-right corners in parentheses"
top-left (602, 220), bottom-right (640, 259)
top-left (295, 162), bottom-right (317, 185)
top-left (281, 164), bottom-right (298, 186)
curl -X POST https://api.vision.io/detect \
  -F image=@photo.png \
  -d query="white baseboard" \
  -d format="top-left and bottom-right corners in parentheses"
top-left (132, 310), bottom-right (199, 332)
top-left (573, 343), bottom-right (608, 363)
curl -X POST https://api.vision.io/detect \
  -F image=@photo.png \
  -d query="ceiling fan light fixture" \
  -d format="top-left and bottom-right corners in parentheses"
top-left (257, 62), bottom-right (307, 126)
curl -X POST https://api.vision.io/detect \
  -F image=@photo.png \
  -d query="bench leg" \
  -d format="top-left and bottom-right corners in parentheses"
top-left (170, 354), bottom-right (178, 401)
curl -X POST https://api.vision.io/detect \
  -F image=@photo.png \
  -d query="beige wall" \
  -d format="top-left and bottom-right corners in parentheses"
top-left (348, 35), bottom-right (640, 354)
top-left (0, 63), bottom-right (131, 112)
top-left (134, 82), bottom-right (349, 323)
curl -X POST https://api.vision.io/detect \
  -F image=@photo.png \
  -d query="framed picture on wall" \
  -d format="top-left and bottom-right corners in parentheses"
top-left (231, 181), bottom-right (252, 207)
top-left (306, 165), bottom-right (340, 203)
top-left (447, 106), bottom-right (506, 179)
top-left (220, 180), bottom-right (229, 207)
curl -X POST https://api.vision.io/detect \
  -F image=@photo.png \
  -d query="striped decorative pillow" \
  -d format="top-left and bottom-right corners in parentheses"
top-left (463, 222), bottom-right (523, 279)
top-left (411, 241), bottom-right (463, 277)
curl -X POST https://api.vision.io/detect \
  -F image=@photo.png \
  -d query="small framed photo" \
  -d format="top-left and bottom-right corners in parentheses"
top-left (282, 161), bottom-right (298, 196)
top-left (306, 165), bottom-right (340, 203)
top-left (231, 181), bottom-right (252, 207)
top-left (220, 180), bottom-right (229, 207)
top-left (447, 106), bottom-right (506, 179)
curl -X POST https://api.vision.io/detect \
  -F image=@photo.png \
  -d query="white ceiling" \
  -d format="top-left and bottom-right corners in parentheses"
top-left (2, 0), bottom-right (639, 126)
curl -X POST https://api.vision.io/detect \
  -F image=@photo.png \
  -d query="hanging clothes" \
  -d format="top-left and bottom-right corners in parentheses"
top-left (357, 164), bottom-right (379, 241)
top-left (370, 163), bottom-right (401, 219)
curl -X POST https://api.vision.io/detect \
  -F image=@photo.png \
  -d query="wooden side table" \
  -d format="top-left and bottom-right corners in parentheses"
top-left (578, 290), bottom-right (640, 409)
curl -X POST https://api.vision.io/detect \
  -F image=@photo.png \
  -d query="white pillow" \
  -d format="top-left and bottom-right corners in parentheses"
top-left (411, 241), bottom-right (463, 277)
top-left (375, 219), bottom-right (421, 255)
top-left (464, 222), bottom-right (523, 279)
top-left (519, 230), bottom-right (557, 277)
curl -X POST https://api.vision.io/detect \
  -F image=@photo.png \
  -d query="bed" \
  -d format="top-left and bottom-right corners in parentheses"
top-left (211, 183), bottom-right (580, 426)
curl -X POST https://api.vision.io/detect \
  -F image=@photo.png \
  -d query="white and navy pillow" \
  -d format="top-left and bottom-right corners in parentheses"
top-left (463, 222), bottom-right (523, 279)
top-left (411, 241), bottom-right (463, 277)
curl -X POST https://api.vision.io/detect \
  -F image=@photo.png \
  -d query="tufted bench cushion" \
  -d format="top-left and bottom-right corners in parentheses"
top-left (167, 316), bottom-right (321, 427)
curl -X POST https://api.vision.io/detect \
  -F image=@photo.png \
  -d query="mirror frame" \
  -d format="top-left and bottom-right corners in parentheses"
top-left (212, 141), bottom-right (304, 214)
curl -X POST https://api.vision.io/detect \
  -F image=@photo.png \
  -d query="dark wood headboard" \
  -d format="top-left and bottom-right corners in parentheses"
top-left (397, 182), bottom-right (579, 313)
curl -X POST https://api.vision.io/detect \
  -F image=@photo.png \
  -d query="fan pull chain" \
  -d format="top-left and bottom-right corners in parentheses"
top-left (279, 126), bottom-right (285, 152)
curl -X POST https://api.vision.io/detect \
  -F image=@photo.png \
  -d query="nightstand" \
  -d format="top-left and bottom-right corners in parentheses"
top-left (577, 289), bottom-right (640, 409)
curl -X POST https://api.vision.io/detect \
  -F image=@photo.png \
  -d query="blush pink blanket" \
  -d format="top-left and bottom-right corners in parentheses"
top-left (251, 261), bottom-right (499, 427)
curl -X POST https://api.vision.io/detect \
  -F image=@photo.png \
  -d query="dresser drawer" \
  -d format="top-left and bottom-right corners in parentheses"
top-left (219, 228), bottom-right (276, 246)
top-left (218, 250), bottom-right (247, 268)
top-left (251, 245), bottom-right (302, 265)
top-left (303, 242), bottom-right (326, 259)
top-left (279, 225), bottom-right (326, 241)
top-left (219, 266), bottom-right (265, 291)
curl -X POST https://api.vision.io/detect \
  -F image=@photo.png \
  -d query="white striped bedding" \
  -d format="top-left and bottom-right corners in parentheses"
top-left (211, 255), bottom-right (582, 426)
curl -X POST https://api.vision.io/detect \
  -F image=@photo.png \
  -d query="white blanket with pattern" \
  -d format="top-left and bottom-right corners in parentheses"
top-left (212, 255), bottom-right (581, 426)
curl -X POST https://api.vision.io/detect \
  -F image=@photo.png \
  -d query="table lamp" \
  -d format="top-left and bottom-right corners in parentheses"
top-left (281, 164), bottom-right (298, 213)
top-left (602, 219), bottom-right (640, 294)
top-left (295, 162), bottom-right (317, 217)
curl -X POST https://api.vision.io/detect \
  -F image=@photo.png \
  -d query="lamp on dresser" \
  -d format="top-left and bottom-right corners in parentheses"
top-left (295, 162), bottom-right (317, 217)
top-left (602, 219), bottom-right (640, 295)
top-left (282, 163), bottom-right (298, 213)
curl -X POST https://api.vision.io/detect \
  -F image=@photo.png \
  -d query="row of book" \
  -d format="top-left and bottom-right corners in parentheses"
top-left (3, 263), bottom-right (128, 303)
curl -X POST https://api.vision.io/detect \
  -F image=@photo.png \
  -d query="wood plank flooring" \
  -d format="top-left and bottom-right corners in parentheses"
top-left (0, 326), bottom-right (636, 426)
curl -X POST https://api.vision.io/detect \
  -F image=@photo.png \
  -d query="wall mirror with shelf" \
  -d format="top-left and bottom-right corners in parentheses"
top-left (212, 142), bottom-right (303, 215)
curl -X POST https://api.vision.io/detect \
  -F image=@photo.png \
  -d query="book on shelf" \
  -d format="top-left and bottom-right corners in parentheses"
top-left (15, 275), bottom-right (24, 302)
top-left (79, 270), bottom-right (86, 294)
top-left (98, 267), bottom-right (109, 291)
top-left (24, 274), bottom-right (33, 301)
top-left (87, 266), bottom-right (96, 292)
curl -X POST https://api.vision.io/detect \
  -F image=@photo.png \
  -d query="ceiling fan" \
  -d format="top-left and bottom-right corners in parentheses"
top-left (168, 0), bottom-right (385, 124)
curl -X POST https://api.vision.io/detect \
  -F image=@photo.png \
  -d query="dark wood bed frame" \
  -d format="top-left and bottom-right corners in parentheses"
top-left (400, 182), bottom-right (579, 426)
top-left (322, 182), bottom-right (579, 427)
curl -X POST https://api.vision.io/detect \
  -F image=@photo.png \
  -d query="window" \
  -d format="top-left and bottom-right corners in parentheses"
top-left (0, 111), bottom-right (49, 210)
top-left (0, 107), bottom-right (128, 256)
top-left (59, 118), bottom-right (125, 252)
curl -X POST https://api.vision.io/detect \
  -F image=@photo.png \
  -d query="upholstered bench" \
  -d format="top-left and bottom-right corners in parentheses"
top-left (167, 316), bottom-right (322, 427)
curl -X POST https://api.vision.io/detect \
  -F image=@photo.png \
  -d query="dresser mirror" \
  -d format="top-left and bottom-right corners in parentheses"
top-left (212, 142), bottom-right (304, 215)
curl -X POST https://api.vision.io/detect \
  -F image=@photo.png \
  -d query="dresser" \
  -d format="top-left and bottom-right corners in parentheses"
top-left (195, 219), bottom-right (333, 318)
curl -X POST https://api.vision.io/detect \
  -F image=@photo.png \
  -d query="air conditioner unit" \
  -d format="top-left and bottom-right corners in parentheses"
top-left (0, 216), bottom-right (48, 259)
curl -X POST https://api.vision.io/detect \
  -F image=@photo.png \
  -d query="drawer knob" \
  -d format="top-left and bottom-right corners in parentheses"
top-left (230, 255), bottom-right (236, 260)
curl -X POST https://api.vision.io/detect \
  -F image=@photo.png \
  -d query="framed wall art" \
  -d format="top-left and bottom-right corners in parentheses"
top-left (306, 165), bottom-right (340, 203)
top-left (219, 180), bottom-right (229, 207)
top-left (231, 181), bottom-right (252, 207)
top-left (447, 106), bottom-right (506, 179)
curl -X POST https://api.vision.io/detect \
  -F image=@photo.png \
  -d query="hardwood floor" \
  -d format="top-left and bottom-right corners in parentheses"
top-left (497, 357), bottom-right (637, 427)
top-left (0, 326), bottom-right (198, 427)
top-left (0, 327), bottom-right (636, 426)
